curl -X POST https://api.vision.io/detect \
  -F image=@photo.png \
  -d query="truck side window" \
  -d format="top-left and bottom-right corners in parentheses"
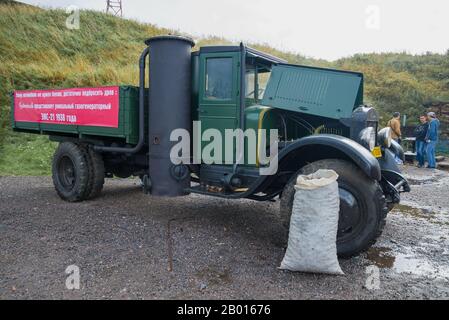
top-left (245, 67), bottom-right (256, 99)
top-left (205, 58), bottom-right (233, 100)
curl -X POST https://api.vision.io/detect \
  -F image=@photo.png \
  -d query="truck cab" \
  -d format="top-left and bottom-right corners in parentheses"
top-left (189, 43), bottom-right (405, 195)
top-left (188, 43), bottom-right (409, 257)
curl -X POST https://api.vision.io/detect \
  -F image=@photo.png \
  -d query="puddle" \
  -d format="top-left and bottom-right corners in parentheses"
top-left (366, 246), bottom-right (449, 280)
top-left (391, 203), bottom-right (449, 226)
top-left (366, 247), bottom-right (396, 268)
top-left (391, 204), bottom-right (436, 220)
top-left (393, 253), bottom-right (449, 280)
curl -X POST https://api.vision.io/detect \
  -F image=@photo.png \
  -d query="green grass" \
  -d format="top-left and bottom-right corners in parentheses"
top-left (0, 132), bottom-right (56, 176)
top-left (0, 3), bottom-right (448, 175)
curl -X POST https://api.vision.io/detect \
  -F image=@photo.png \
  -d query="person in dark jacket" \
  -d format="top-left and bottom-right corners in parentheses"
top-left (425, 112), bottom-right (441, 169)
top-left (414, 115), bottom-right (429, 168)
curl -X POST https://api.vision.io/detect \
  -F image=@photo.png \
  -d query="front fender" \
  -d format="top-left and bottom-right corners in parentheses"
top-left (244, 134), bottom-right (381, 200)
top-left (197, 135), bottom-right (382, 200)
top-left (277, 134), bottom-right (381, 181)
top-left (378, 147), bottom-right (401, 173)
top-left (389, 139), bottom-right (405, 161)
top-left (377, 143), bottom-right (410, 205)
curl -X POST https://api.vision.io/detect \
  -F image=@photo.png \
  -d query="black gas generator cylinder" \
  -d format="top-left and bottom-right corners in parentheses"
top-left (145, 35), bottom-right (195, 197)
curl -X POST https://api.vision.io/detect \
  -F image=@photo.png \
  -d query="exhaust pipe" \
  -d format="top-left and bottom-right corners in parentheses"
top-left (94, 46), bottom-right (149, 154)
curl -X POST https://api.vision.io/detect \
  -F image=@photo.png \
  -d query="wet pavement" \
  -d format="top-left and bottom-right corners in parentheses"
top-left (363, 166), bottom-right (449, 296)
top-left (1, 165), bottom-right (449, 299)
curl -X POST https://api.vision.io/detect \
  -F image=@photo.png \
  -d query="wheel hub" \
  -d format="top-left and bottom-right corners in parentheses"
top-left (58, 156), bottom-right (76, 190)
top-left (338, 188), bottom-right (363, 242)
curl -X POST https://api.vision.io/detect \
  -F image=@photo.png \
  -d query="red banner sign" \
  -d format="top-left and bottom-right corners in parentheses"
top-left (14, 86), bottom-right (120, 128)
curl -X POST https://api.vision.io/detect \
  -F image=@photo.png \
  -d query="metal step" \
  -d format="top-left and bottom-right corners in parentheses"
top-left (185, 184), bottom-right (248, 199)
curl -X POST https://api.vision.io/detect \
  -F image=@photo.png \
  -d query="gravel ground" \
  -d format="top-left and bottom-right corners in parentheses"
top-left (1, 166), bottom-right (449, 300)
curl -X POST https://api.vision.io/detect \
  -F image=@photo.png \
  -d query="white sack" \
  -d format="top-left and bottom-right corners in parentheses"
top-left (280, 169), bottom-right (344, 275)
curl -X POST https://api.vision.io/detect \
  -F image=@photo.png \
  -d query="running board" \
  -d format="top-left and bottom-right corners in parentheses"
top-left (185, 185), bottom-right (247, 199)
top-left (185, 184), bottom-right (279, 201)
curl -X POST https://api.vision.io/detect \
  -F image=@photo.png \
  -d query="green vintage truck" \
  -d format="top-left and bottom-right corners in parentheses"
top-left (11, 35), bottom-right (410, 257)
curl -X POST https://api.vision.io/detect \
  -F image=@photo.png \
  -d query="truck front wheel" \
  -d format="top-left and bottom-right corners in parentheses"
top-left (52, 142), bottom-right (90, 202)
top-left (280, 159), bottom-right (388, 258)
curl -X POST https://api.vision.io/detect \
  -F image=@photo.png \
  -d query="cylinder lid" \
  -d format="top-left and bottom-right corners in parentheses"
top-left (145, 35), bottom-right (195, 47)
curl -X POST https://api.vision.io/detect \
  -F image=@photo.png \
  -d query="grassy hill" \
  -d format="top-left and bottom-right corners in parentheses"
top-left (0, 3), bottom-right (448, 175)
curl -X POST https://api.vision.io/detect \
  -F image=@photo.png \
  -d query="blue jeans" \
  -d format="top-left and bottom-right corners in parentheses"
top-left (416, 140), bottom-right (426, 167)
top-left (426, 141), bottom-right (437, 168)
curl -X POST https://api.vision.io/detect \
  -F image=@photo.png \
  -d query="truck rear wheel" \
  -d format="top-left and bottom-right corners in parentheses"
top-left (52, 142), bottom-right (90, 202)
top-left (280, 159), bottom-right (388, 258)
top-left (84, 146), bottom-right (105, 200)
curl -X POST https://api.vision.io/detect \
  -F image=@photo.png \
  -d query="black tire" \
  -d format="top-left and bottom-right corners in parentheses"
top-left (85, 146), bottom-right (105, 200)
top-left (280, 159), bottom-right (388, 258)
top-left (52, 142), bottom-right (90, 202)
top-left (387, 203), bottom-right (395, 212)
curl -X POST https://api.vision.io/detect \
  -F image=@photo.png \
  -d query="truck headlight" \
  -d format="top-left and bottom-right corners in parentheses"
top-left (378, 127), bottom-right (392, 148)
top-left (359, 127), bottom-right (376, 151)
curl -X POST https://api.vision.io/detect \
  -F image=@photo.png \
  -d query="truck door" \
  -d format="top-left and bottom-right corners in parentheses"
top-left (198, 52), bottom-right (241, 164)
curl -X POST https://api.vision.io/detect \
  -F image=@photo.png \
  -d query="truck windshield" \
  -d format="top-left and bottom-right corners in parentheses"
top-left (245, 64), bottom-right (271, 103)
top-left (258, 70), bottom-right (271, 99)
top-left (245, 67), bottom-right (256, 99)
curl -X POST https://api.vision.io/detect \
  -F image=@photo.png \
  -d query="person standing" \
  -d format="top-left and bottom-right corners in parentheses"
top-left (414, 115), bottom-right (429, 168)
top-left (388, 112), bottom-right (402, 144)
top-left (425, 112), bottom-right (440, 169)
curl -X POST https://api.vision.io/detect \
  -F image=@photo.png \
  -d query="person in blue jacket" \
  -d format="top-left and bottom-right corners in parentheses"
top-left (425, 112), bottom-right (440, 169)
